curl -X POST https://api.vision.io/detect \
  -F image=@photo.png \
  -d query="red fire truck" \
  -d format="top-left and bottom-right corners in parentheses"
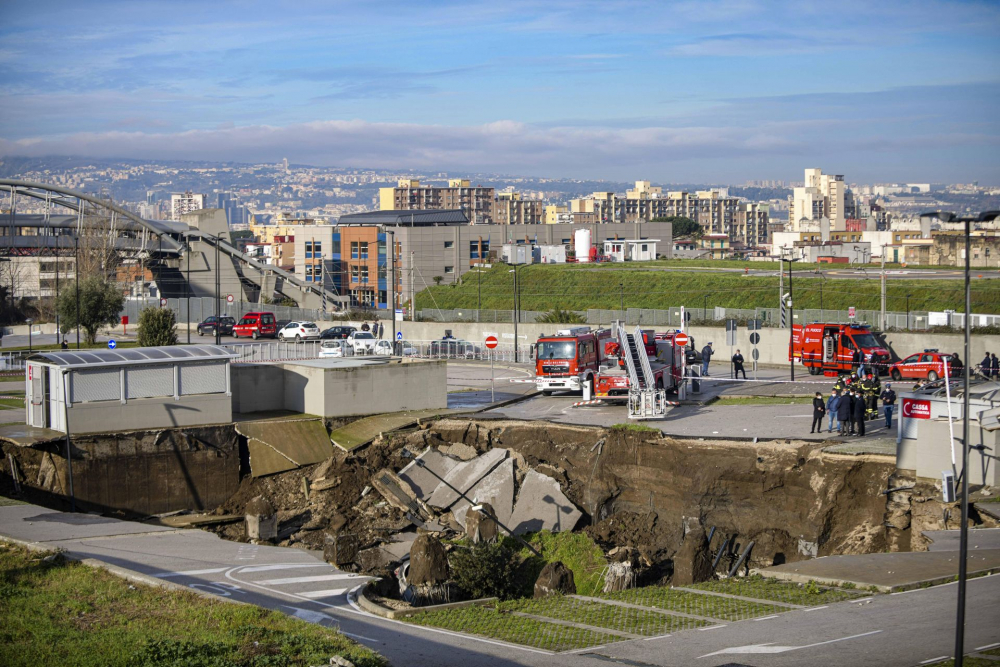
top-left (595, 330), bottom-right (685, 399)
top-left (790, 323), bottom-right (891, 376)
top-left (535, 327), bottom-right (612, 395)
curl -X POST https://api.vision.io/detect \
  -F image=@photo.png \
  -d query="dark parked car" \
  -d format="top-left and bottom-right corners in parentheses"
top-left (196, 316), bottom-right (235, 336)
top-left (320, 325), bottom-right (357, 340)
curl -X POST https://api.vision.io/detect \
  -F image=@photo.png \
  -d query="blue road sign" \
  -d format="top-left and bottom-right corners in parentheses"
top-left (108, 340), bottom-right (117, 350)
top-left (396, 331), bottom-right (403, 340)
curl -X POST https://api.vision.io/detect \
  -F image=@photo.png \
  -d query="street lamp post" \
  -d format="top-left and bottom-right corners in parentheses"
top-left (509, 266), bottom-right (520, 362)
top-left (74, 235), bottom-right (80, 349)
top-left (25, 318), bottom-right (32, 353)
top-left (921, 210), bottom-right (999, 667)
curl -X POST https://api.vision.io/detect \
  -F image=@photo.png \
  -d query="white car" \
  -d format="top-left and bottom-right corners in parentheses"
top-left (346, 331), bottom-right (377, 354)
top-left (319, 339), bottom-right (353, 358)
top-left (278, 321), bottom-right (321, 342)
top-left (373, 340), bottom-right (394, 356)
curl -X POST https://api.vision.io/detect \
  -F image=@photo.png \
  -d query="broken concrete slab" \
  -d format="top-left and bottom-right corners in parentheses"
top-left (465, 503), bottom-right (498, 543)
top-left (397, 448), bottom-right (461, 501)
top-left (509, 469), bottom-right (582, 536)
top-left (238, 419), bottom-right (335, 477)
top-left (426, 448), bottom-right (507, 510)
top-left (451, 458), bottom-right (515, 529)
top-left (371, 468), bottom-right (431, 519)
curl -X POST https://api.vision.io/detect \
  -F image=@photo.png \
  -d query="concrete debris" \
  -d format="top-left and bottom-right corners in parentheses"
top-left (670, 525), bottom-right (714, 586)
top-left (451, 458), bottom-right (515, 530)
top-left (310, 458), bottom-right (335, 482)
top-left (323, 532), bottom-right (360, 568)
top-left (370, 468), bottom-right (432, 519)
top-left (310, 476), bottom-right (341, 492)
top-left (439, 442), bottom-right (478, 461)
top-left (245, 495), bottom-right (277, 541)
top-left (397, 448), bottom-right (460, 501)
top-left (238, 420), bottom-right (334, 477)
top-left (427, 448), bottom-right (507, 510)
top-left (408, 534), bottom-right (450, 586)
top-left (465, 503), bottom-right (498, 543)
top-left (602, 561), bottom-right (636, 593)
top-left (330, 656), bottom-right (355, 667)
top-left (534, 561), bottom-right (577, 598)
top-left (509, 469), bottom-right (583, 536)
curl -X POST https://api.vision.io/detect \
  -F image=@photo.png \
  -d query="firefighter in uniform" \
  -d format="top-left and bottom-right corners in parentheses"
top-left (867, 372), bottom-right (881, 420)
top-left (858, 374), bottom-right (874, 421)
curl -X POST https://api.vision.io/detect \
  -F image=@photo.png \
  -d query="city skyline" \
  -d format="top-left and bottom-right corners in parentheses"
top-left (1, 0), bottom-right (998, 184)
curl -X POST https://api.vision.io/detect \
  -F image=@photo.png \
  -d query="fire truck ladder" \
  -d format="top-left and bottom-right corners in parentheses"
top-left (615, 322), bottom-right (667, 419)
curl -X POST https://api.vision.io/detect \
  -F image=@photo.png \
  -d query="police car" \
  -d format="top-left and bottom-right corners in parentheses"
top-left (888, 349), bottom-right (956, 382)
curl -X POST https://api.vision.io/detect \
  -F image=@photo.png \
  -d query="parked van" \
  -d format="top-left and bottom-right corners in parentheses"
top-left (233, 312), bottom-right (277, 339)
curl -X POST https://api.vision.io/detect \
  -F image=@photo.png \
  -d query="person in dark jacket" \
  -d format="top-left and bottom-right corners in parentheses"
top-left (811, 392), bottom-right (826, 433)
top-left (992, 353), bottom-right (999, 379)
top-left (732, 349), bottom-right (747, 379)
top-left (951, 352), bottom-right (963, 377)
top-left (981, 353), bottom-right (992, 379)
top-left (880, 383), bottom-right (897, 429)
top-left (701, 343), bottom-right (714, 376)
top-left (826, 390), bottom-right (841, 433)
top-left (852, 389), bottom-right (867, 436)
top-left (837, 389), bottom-right (853, 435)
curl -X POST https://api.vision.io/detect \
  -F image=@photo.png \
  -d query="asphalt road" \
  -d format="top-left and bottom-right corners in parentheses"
top-left (2, 502), bottom-right (997, 667)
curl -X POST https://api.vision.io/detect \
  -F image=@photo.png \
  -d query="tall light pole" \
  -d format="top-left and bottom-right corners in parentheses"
top-left (509, 266), bottom-right (520, 362)
top-left (922, 210), bottom-right (999, 667)
top-left (880, 244), bottom-right (887, 330)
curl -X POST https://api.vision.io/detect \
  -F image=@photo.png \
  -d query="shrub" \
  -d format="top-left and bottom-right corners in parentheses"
top-left (536, 308), bottom-right (586, 324)
top-left (450, 540), bottom-right (522, 601)
top-left (136, 307), bottom-right (178, 347)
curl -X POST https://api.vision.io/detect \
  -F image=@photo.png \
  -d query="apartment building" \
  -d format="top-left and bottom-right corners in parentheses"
top-left (544, 205), bottom-right (572, 225)
top-left (378, 178), bottom-right (496, 224)
top-left (789, 168), bottom-right (846, 229)
top-left (170, 191), bottom-right (207, 220)
top-left (494, 192), bottom-right (544, 225)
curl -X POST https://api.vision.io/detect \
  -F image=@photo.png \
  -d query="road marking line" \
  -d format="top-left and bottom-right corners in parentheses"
top-left (154, 567), bottom-right (228, 577)
top-left (238, 563), bottom-right (331, 573)
top-left (697, 630), bottom-right (882, 659)
top-left (753, 615), bottom-right (780, 621)
top-left (299, 588), bottom-right (350, 598)
top-left (699, 625), bottom-right (727, 631)
top-left (804, 605), bottom-right (828, 612)
top-left (257, 573), bottom-right (362, 585)
top-left (644, 634), bottom-right (671, 640)
top-left (342, 632), bottom-right (379, 643)
top-left (855, 597), bottom-right (873, 603)
top-left (920, 657), bottom-right (950, 664)
top-left (976, 642), bottom-right (1000, 651)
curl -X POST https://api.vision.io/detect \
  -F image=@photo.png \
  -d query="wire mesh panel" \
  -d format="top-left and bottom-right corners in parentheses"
top-left (71, 368), bottom-right (121, 403)
top-left (126, 364), bottom-right (174, 399)
top-left (179, 361), bottom-right (228, 395)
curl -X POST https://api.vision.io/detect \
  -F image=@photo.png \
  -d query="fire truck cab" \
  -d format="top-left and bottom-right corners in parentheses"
top-left (791, 323), bottom-right (891, 376)
top-left (535, 327), bottom-right (611, 395)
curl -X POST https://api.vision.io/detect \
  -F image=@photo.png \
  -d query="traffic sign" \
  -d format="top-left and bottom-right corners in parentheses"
top-left (160, 298), bottom-right (167, 307)
top-left (674, 332), bottom-right (689, 347)
top-left (226, 294), bottom-right (234, 303)
top-left (108, 340), bottom-right (117, 350)
top-left (396, 331), bottom-right (403, 341)
top-left (485, 335), bottom-right (499, 349)
top-left (751, 348), bottom-right (759, 361)
top-left (848, 306), bottom-right (856, 318)
top-left (749, 332), bottom-right (760, 345)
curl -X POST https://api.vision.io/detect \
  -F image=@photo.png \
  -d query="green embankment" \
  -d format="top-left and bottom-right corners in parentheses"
top-left (415, 263), bottom-right (1000, 314)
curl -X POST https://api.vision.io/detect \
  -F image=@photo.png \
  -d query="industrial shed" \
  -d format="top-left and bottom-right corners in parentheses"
top-left (24, 346), bottom-right (234, 435)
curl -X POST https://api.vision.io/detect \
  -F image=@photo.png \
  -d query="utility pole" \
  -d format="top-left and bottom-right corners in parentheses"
top-left (186, 239), bottom-right (191, 345)
top-left (778, 259), bottom-right (784, 328)
top-left (880, 245), bottom-right (887, 330)
top-left (214, 237), bottom-right (221, 345)
top-left (389, 229), bottom-right (396, 347)
top-left (409, 251), bottom-right (415, 322)
top-left (74, 235), bottom-right (80, 349)
top-left (788, 255), bottom-right (794, 381)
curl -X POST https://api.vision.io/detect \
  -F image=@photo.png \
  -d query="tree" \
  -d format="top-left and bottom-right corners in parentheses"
top-left (56, 276), bottom-right (125, 345)
top-left (137, 306), bottom-right (178, 347)
top-left (652, 216), bottom-right (702, 238)
top-left (433, 276), bottom-right (444, 286)
top-left (537, 308), bottom-right (586, 324)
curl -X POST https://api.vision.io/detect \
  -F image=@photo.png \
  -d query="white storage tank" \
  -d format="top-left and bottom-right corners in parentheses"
top-left (574, 228), bottom-right (592, 263)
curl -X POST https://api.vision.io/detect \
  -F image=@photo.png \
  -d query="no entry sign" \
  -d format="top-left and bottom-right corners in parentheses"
top-left (674, 332), bottom-right (689, 347)
top-left (485, 335), bottom-right (499, 349)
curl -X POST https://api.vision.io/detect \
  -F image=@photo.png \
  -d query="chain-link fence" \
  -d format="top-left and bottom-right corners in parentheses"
top-left (417, 306), bottom-right (939, 330)
top-left (222, 339), bottom-right (533, 365)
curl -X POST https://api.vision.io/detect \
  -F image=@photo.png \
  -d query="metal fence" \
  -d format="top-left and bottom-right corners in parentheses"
top-left (223, 339), bottom-right (533, 365)
top-left (417, 307), bottom-right (944, 330)
top-left (0, 352), bottom-right (26, 371)
top-left (122, 297), bottom-right (394, 327)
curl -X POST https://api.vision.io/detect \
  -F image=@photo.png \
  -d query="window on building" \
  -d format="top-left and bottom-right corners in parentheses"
top-left (444, 266), bottom-right (454, 274)
top-left (313, 241), bottom-right (321, 254)
top-left (378, 262), bottom-right (387, 280)
top-left (351, 266), bottom-right (359, 282)
top-left (360, 242), bottom-right (369, 259)
top-left (351, 241), bottom-right (359, 259)
top-left (304, 241), bottom-right (312, 259)
top-left (378, 290), bottom-right (387, 305)
top-left (360, 266), bottom-right (369, 283)
top-left (444, 240), bottom-right (454, 249)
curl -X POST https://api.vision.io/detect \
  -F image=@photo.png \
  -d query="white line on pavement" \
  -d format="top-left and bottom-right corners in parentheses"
top-left (154, 567), bottom-right (229, 577)
top-left (699, 625), bottom-right (727, 631)
top-left (299, 588), bottom-right (350, 598)
top-left (977, 642), bottom-right (1000, 651)
top-left (753, 615), bottom-right (780, 621)
top-left (238, 563), bottom-right (331, 573)
top-left (257, 573), bottom-right (363, 585)
top-left (920, 657), bottom-right (950, 665)
top-left (804, 605), bottom-right (829, 612)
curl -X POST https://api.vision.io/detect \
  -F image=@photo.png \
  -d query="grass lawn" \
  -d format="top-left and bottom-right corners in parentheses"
top-left (711, 396), bottom-right (814, 406)
top-left (516, 531), bottom-right (609, 597)
top-left (415, 262), bottom-right (999, 314)
top-left (405, 604), bottom-right (621, 652)
top-left (501, 595), bottom-right (705, 636)
top-left (597, 585), bottom-right (788, 621)
top-left (923, 658), bottom-right (1000, 667)
top-left (688, 575), bottom-right (869, 605)
top-left (0, 395), bottom-right (25, 409)
top-left (0, 543), bottom-right (387, 667)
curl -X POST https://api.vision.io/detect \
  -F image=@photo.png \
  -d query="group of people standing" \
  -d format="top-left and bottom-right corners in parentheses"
top-left (360, 321), bottom-right (385, 339)
top-left (812, 371), bottom-right (897, 437)
top-left (979, 353), bottom-right (1000, 379)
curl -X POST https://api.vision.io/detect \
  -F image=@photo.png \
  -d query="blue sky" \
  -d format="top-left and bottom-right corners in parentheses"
top-left (1, 0), bottom-right (998, 183)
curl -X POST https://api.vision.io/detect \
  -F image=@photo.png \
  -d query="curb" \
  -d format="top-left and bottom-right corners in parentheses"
top-left (0, 533), bottom-right (248, 606)
top-left (357, 582), bottom-right (497, 620)
top-left (752, 565), bottom-right (1000, 594)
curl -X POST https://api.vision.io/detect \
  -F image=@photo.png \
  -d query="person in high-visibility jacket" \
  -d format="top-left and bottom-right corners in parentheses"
top-left (858, 375), bottom-right (875, 421)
